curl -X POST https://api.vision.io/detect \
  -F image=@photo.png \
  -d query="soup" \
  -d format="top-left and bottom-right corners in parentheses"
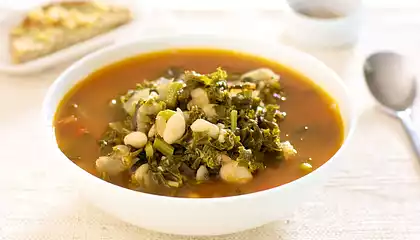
top-left (54, 49), bottom-right (344, 198)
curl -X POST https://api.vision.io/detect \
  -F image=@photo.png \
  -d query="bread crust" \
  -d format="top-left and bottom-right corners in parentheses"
top-left (9, 1), bottom-right (132, 64)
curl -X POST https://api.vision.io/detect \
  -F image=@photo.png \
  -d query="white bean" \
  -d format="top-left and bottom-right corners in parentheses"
top-left (124, 131), bottom-right (148, 148)
top-left (220, 154), bottom-right (232, 164)
top-left (133, 163), bottom-right (149, 184)
top-left (122, 88), bottom-right (150, 115)
top-left (196, 165), bottom-right (210, 181)
top-left (148, 124), bottom-right (156, 138)
top-left (220, 161), bottom-right (253, 184)
top-left (155, 115), bottom-right (167, 137)
top-left (240, 68), bottom-right (280, 82)
top-left (113, 145), bottom-right (130, 156)
top-left (148, 91), bottom-right (159, 100)
top-left (190, 119), bottom-right (219, 138)
top-left (163, 109), bottom-right (186, 144)
top-left (202, 104), bottom-right (217, 118)
top-left (96, 156), bottom-right (125, 175)
top-left (143, 173), bottom-right (152, 188)
top-left (156, 81), bottom-right (170, 100)
top-left (218, 129), bottom-right (227, 143)
top-left (190, 88), bottom-right (209, 106)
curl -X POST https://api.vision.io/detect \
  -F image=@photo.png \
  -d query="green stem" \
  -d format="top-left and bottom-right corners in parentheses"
top-left (231, 110), bottom-right (238, 131)
top-left (153, 138), bottom-right (174, 156)
top-left (166, 82), bottom-right (184, 109)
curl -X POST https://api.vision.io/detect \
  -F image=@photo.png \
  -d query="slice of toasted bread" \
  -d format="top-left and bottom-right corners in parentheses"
top-left (9, 1), bottom-right (132, 64)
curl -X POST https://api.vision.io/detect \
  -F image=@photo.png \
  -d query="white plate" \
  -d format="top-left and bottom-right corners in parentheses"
top-left (0, 0), bottom-right (151, 75)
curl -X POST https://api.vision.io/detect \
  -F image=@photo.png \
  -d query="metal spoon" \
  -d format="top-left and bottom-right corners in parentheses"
top-left (364, 52), bottom-right (420, 158)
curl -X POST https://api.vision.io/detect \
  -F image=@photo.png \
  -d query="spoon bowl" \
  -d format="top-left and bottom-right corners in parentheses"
top-left (364, 52), bottom-right (417, 112)
top-left (364, 51), bottom-right (420, 159)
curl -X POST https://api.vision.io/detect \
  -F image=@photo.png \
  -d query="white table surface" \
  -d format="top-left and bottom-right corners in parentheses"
top-left (2, 7), bottom-right (420, 240)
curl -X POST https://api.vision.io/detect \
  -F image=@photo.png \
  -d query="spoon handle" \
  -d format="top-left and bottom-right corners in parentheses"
top-left (397, 110), bottom-right (420, 159)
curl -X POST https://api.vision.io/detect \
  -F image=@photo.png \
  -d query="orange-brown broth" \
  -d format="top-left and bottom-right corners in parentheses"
top-left (54, 49), bottom-right (344, 198)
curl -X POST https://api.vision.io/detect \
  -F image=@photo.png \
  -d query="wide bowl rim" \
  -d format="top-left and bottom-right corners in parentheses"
top-left (42, 34), bottom-right (356, 203)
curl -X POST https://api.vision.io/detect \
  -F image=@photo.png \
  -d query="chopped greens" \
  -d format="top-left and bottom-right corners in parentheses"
top-left (96, 67), bottom-right (296, 189)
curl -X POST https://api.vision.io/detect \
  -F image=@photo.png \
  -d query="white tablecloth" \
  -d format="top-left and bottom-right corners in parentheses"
top-left (2, 8), bottom-right (420, 240)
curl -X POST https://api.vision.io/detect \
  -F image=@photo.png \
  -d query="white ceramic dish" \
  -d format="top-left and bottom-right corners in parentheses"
top-left (42, 35), bottom-right (356, 236)
top-left (283, 0), bottom-right (363, 48)
top-left (0, 0), bottom-right (149, 75)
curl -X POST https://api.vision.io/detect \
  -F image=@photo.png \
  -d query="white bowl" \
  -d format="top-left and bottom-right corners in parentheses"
top-left (283, 0), bottom-right (363, 48)
top-left (42, 35), bottom-right (356, 236)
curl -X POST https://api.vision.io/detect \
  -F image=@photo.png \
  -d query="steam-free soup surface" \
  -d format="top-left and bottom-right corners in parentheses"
top-left (54, 49), bottom-right (343, 198)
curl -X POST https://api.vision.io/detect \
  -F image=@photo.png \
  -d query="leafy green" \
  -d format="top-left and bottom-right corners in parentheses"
top-left (261, 127), bottom-right (283, 155)
top-left (209, 67), bottom-right (228, 81)
top-left (191, 131), bottom-right (210, 148)
top-left (231, 92), bottom-right (253, 109)
top-left (186, 105), bottom-right (205, 125)
top-left (98, 67), bottom-right (295, 189)
top-left (138, 98), bottom-right (166, 115)
top-left (196, 145), bottom-right (222, 170)
top-left (184, 67), bottom-right (227, 87)
top-left (264, 104), bottom-right (280, 122)
top-left (184, 71), bottom-right (213, 86)
top-left (177, 87), bottom-right (191, 109)
top-left (239, 120), bottom-right (263, 152)
top-left (236, 147), bottom-right (264, 173)
top-left (98, 118), bottom-right (132, 155)
top-left (207, 84), bottom-right (229, 103)
top-left (209, 129), bottom-right (239, 151)
top-left (205, 70), bottom-right (229, 103)
top-left (259, 78), bottom-right (284, 105)
top-left (134, 98), bottom-right (166, 132)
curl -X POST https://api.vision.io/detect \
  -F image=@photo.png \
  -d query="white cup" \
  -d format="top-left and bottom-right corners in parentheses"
top-left (283, 0), bottom-right (363, 48)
